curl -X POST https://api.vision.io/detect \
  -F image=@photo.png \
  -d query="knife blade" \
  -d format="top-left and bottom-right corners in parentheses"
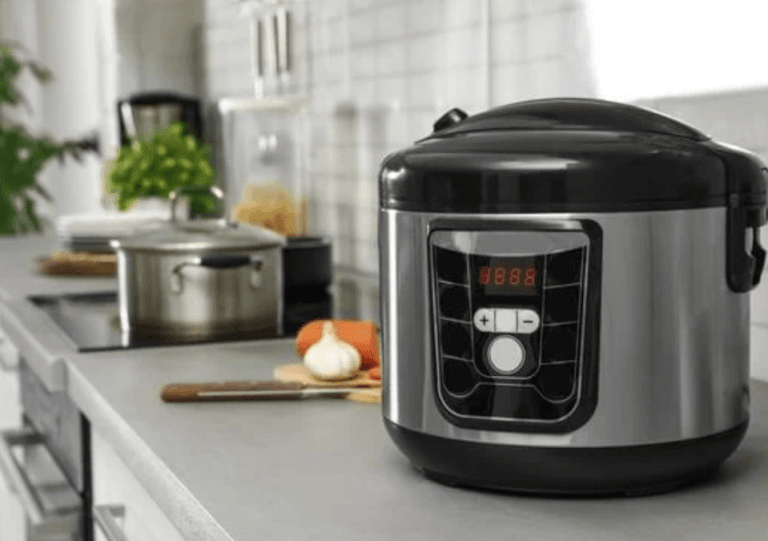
top-left (160, 380), bottom-right (378, 402)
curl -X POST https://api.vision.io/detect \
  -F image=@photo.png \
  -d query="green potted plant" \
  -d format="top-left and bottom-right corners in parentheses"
top-left (106, 121), bottom-right (217, 217)
top-left (0, 41), bottom-right (98, 235)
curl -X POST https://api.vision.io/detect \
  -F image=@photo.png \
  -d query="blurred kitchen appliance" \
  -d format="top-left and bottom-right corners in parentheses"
top-left (214, 97), bottom-right (309, 232)
top-left (117, 92), bottom-right (202, 145)
top-left (380, 98), bottom-right (768, 495)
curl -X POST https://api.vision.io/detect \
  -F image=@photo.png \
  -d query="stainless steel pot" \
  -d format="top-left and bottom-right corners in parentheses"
top-left (110, 187), bottom-right (285, 339)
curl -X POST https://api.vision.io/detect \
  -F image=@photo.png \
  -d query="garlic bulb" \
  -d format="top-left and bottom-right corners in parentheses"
top-left (304, 321), bottom-right (362, 380)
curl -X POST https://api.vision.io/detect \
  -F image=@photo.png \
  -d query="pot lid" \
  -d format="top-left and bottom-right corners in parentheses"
top-left (111, 218), bottom-right (285, 252)
top-left (379, 98), bottom-right (768, 213)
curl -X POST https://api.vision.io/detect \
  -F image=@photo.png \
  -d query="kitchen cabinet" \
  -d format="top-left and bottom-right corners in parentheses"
top-left (91, 429), bottom-right (186, 541)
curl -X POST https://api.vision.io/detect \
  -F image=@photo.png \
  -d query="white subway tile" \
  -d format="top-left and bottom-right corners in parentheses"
top-left (523, 0), bottom-right (576, 15)
top-left (406, 0), bottom-right (446, 36)
top-left (226, 37), bottom-right (252, 73)
top-left (117, 61), bottom-right (142, 96)
top-left (115, 0), bottom-right (140, 62)
top-left (750, 324), bottom-right (768, 382)
top-left (383, 112), bottom-right (409, 147)
top-left (316, 0), bottom-right (346, 22)
top-left (377, 76), bottom-right (407, 110)
top-left (491, 19), bottom-right (524, 64)
top-left (137, 1), bottom-right (201, 58)
top-left (444, 26), bottom-right (483, 69)
top-left (350, 46), bottom-right (378, 80)
top-left (377, 42), bottom-right (407, 77)
top-left (353, 239), bottom-right (377, 274)
top-left (205, 0), bottom-right (241, 25)
top-left (326, 20), bottom-right (346, 52)
top-left (323, 51), bottom-right (347, 83)
top-left (438, 67), bottom-right (484, 110)
top-left (529, 57), bottom-right (562, 97)
top-left (143, 57), bottom-right (197, 94)
top-left (525, 12), bottom-right (564, 60)
top-left (407, 72), bottom-right (438, 109)
top-left (406, 33), bottom-right (441, 73)
top-left (353, 200), bottom-right (377, 239)
top-left (406, 110), bottom-right (439, 140)
top-left (752, 282), bottom-right (768, 326)
top-left (491, 61), bottom-right (534, 105)
top-left (490, 0), bottom-right (525, 21)
top-left (350, 0), bottom-right (379, 13)
top-left (363, 240), bottom-right (381, 275)
top-left (351, 79), bottom-right (378, 109)
top-left (378, 2), bottom-right (407, 41)
top-left (350, 10), bottom-right (378, 46)
top-left (444, 0), bottom-right (482, 28)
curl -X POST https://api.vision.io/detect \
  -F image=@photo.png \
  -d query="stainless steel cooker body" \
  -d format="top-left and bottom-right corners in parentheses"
top-left (116, 245), bottom-right (283, 338)
top-left (380, 207), bottom-right (750, 448)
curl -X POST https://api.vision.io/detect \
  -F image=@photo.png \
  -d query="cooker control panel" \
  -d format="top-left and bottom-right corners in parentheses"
top-left (429, 226), bottom-right (601, 433)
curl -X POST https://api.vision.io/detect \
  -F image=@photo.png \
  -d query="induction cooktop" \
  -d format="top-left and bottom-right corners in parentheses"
top-left (29, 290), bottom-right (333, 352)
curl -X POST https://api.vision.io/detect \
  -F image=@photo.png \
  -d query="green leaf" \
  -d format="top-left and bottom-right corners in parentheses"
top-left (0, 185), bottom-right (19, 236)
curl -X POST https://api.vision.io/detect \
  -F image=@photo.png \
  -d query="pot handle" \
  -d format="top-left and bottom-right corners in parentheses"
top-left (169, 186), bottom-right (225, 223)
top-left (199, 254), bottom-right (253, 268)
top-left (171, 254), bottom-right (264, 293)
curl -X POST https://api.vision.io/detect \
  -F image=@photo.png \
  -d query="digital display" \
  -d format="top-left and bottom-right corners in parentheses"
top-left (471, 255), bottom-right (541, 296)
top-left (479, 265), bottom-right (536, 287)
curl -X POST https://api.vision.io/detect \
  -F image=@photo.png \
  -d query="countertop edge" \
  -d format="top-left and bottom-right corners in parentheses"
top-left (0, 300), bottom-right (68, 391)
top-left (66, 360), bottom-right (236, 541)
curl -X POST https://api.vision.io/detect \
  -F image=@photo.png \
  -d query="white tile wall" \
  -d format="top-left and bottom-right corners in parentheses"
top-left (751, 324), bottom-right (768, 382)
top-left (116, 0), bottom-right (204, 97)
top-left (202, 0), bottom-right (595, 281)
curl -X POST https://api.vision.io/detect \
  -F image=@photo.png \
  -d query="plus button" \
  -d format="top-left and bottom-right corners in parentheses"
top-left (473, 308), bottom-right (495, 332)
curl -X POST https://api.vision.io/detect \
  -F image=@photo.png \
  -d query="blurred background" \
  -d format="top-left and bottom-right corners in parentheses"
top-left (2, 0), bottom-right (768, 377)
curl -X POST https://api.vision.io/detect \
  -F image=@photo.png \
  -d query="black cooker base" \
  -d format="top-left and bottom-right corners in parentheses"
top-left (384, 419), bottom-right (748, 497)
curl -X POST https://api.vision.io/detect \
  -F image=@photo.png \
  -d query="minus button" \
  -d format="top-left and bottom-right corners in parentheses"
top-left (517, 309), bottom-right (541, 334)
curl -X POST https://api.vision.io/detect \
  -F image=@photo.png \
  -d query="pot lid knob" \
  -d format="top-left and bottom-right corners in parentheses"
top-left (433, 108), bottom-right (468, 133)
top-left (170, 185), bottom-right (226, 225)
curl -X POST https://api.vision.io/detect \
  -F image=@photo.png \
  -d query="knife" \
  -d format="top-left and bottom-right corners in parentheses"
top-left (160, 380), bottom-right (378, 402)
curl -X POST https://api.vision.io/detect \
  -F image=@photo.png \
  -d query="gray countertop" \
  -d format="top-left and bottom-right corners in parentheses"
top-left (2, 236), bottom-right (768, 541)
top-left (65, 340), bottom-right (768, 541)
top-left (0, 235), bottom-right (115, 301)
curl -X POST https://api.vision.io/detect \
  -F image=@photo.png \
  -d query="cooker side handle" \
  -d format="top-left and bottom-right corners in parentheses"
top-left (722, 146), bottom-right (768, 293)
top-left (727, 204), bottom-right (767, 293)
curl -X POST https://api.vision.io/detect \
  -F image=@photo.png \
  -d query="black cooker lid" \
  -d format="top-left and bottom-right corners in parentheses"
top-left (379, 98), bottom-right (768, 213)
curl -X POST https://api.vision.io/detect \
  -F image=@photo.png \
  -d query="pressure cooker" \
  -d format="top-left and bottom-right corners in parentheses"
top-left (378, 98), bottom-right (768, 495)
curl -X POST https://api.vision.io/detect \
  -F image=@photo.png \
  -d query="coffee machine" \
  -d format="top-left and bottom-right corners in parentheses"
top-left (117, 92), bottom-right (202, 145)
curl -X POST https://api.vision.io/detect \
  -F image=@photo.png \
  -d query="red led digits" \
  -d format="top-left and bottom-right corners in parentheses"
top-left (494, 266), bottom-right (505, 285)
top-left (479, 266), bottom-right (490, 284)
top-left (525, 268), bottom-right (536, 286)
top-left (479, 263), bottom-right (536, 288)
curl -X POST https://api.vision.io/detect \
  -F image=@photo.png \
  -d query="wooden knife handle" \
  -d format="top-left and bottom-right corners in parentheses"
top-left (160, 380), bottom-right (307, 402)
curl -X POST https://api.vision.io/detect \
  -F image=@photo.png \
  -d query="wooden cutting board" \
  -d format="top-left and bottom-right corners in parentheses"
top-left (273, 363), bottom-right (381, 404)
top-left (37, 252), bottom-right (117, 276)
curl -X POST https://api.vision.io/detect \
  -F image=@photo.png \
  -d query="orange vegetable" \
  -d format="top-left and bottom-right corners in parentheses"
top-left (296, 320), bottom-right (380, 369)
top-left (368, 366), bottom-right (381, 380)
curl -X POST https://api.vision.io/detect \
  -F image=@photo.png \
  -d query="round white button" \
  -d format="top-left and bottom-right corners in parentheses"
top-left (487, 335), bottom-right (525, 374)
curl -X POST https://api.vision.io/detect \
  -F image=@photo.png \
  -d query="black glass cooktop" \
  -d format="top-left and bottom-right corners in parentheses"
top-left (29, 290), bottom-right (333, 352)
